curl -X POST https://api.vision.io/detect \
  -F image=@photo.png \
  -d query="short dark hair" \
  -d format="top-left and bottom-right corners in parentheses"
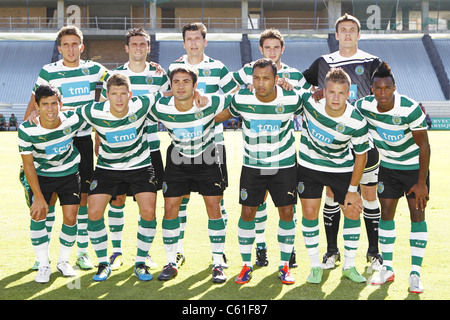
top-left (259, 28), bottom-right (284, 48)
top-left (126, 28), bottom-right (150, 46)
top-left (169, 66), bottom-right (199, 84)
top-left (57, 25), bottom-right (83, 45)
top-left (371, 61), bottom-right (395, 85)
top-left (35, 84), bottom-right (61, 105)
top-left (252, 58), bottom-right (277, 78)
top-left (106, 73), bottom-right (131, 92)
top-left (182, 22), bottom-right (207, 40)
top-left (335, 13), bottom-right (361, 33)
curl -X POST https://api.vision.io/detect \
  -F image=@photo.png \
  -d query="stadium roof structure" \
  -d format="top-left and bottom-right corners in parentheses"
top-left (0, 0), bottom-right (448, 10)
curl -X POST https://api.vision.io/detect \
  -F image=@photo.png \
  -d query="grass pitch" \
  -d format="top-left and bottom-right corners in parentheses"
top-left (0, 130), bottom-right (449, 301)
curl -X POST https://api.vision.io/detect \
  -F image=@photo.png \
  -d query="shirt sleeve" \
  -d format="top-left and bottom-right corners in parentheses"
top-left (302, 57), bottom-right (321, 87)
top-left (32, 68), bottom-right (50, 95)
top-left (100, 71), bottom-right (111, 100)
top-left (408, 103), bottom-right (428, 131)
top-left (144, 92), bottom-right (161, 122)
top-left (351, 117), bottom-right (370, 155)
top-left (219, 64), bottom-right (239, 94)
top-left (228, 95), bottom-right (240, 117)
top-left (294, 92), bottom-right (304, 116)
top-left (18, 126), bottom-right (33, 155)
top-left (232, 63), bottom-right (253, 86)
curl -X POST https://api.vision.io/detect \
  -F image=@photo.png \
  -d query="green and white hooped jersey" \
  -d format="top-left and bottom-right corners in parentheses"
top-left (148, 95), bottom-right (227, 158)
top-left (78, 93), bottom-right (160, 170)
top-left (168, 54), bottom-right (237, 95)
top-left (355, 92), bottom-right (427, 170)
top-left (101, 62), bottom-right (170, 152)
top-left (298, 89), bottom-right (370, 173)
top-left (229, 86), bottom-right (303, 169)
top-left (233, 61), bottom-right (312, 90)
top-left (18, 111), bottom-right (85, 177)
top-left (168, 54), bottom-right (237, 145)
top-left (33, 59), bottom-right (108, 137)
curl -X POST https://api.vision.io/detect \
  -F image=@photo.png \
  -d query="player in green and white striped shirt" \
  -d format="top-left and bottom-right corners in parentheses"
top-left (168, 22), bottom-right (239, 266)
top-left (216, 59), bottom-right (302, 285)
top-left (233, 29), bottom-right (311, 268)
top-left (99, 28), bottom-right (170, 270)
top-left (24, 26), bottom-right (108, 270)
top-left (19, 84), bottom-right (85, 283)
top-left (297, 68), bottom-right (370, 285)
top-left (78, 74), bottom-right (161, 282)
top-left (357, 62), bottom-right (430, 294)
top-left (233, 28), bottom-right (311, 92)
top-left (148, 66), bottom-right (228, 283)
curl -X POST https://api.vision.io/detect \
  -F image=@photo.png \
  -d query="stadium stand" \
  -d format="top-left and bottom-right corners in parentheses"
top-left (158, 40), bottom-right (189, 71)
top-left (432, 37), bottom-right (450, 95)
top-left (0, 40), bottom-right (55, 123)
top-left (358, 37), bottom-right (445, 101)
top-left (1, 33), bottom-right (449, 127)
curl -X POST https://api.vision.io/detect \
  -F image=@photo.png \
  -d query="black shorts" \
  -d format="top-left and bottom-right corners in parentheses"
top-left (239, 165), bottom-right (297, 207)
top-left (113, 149), bottom-right (165, 199)
top-left (89, 166), bottom-right (157, 196)
top-left (163, 144), bottom-right (224, 197)
top-left (151, 149), bottom-right (164, 190)
top-left (377, 166), bottom-right (430, 199)
top-left (73, 136), bottom-right (94, 193)
top-left (24, 172), bottom-right (81, 206)
top-left (297, 164), bottom-right (352, 205)
top-left (217, 143), bottom-right (228, 188)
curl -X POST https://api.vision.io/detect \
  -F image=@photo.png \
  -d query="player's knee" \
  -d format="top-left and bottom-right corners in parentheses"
top-left (111, 194), bottom-right (126, 206)
top-left (241, 205), bottom-right (257, 222)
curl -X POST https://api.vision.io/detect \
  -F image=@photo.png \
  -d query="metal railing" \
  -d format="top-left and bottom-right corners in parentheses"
top-left (0, 16), bottom-right (330, 31)
top-left (0, 16), bottom-right (447, 32)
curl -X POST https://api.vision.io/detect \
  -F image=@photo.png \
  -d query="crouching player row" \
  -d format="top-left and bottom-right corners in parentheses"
top-left (19, 85), bottom-right (85, 283)
top-left (19, 76), bottom-right (162, 283)
top-left (86, 67), bottom-right (228, 283)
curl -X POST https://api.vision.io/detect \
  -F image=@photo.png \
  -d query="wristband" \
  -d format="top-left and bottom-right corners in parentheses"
top-left (348, 185), bottom-right (358, 193)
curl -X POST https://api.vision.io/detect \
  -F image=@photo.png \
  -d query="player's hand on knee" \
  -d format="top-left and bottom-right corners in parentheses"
top-left (407, 183), bottom-right (429, 211)
top-left (344, 191), bottom-right (363, 213)
top-left (30, 197), bottom-right (49, 221)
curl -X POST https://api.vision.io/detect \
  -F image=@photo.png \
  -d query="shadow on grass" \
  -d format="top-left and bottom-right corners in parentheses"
top-left (0, 269), bottom-right (56, 300)
top-left (0, 264), bottom-right (240, 300)
top-left (0, 263), bottom-right (412, 301)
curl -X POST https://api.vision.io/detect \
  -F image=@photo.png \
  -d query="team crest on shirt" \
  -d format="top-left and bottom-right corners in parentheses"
top-left (297, 181), bottom-right (305, 194)
top-left (202, 67), bottom-right (211, 77)
top-left (128, 113), bottom-right (138, 122)
top-left (162, 182), bottom-right (168, 194)
top-left (283, 72), bottom-right (290, 79)
top-left (81, 66), bottom-right (90, 76)
top-left (335, 122), bottom-right (346, 133)
top-left (392, 115), bottom-right (402, 125)
top-left (355, 65), bottom-right (364, 75)
top-left (63, 127), bottom-right (72, 135)
top-left (89, 180), bottom-right (98, 191)
top-left (240, 188), bottom-right (248, 201)
top-left (275, 103), bottom-right (285, 114)
top-left (146, 75), bottom-right (153, 85)
top-left (194, 110), bottom-right (204, 120)
top-left (377, 182), bottom-right (384, 194)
